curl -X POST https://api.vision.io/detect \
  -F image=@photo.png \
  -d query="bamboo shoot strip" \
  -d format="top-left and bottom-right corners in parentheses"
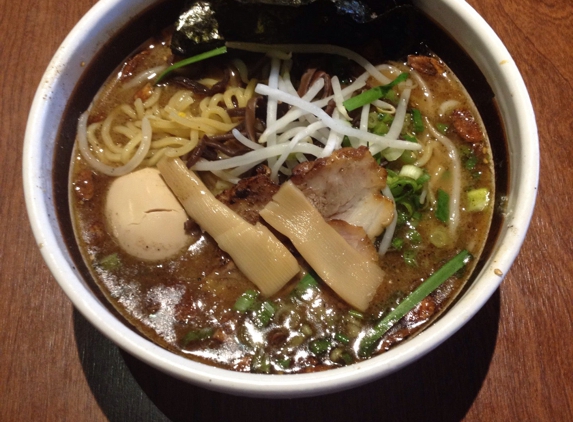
top-left (260, 181), bottom-right (385, 311)
top-left (358, 249), bottom-right (472, 357)
top-left (157, 157), bottom-right (299, 296)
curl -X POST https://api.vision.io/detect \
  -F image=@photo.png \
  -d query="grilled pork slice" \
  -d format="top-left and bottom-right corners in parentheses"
top-left (327, 219), bottom-right (379, 263)
top-left (216, 166), bottom-right (279, 225)
top-left (290, 146), bottom-right (394, 239)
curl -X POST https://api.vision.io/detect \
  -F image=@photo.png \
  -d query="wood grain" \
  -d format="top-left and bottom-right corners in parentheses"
top-left (1, 0), bottom-right (571, 420)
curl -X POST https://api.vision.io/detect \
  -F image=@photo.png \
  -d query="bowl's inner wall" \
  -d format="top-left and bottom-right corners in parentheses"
top-left (52, 0), bottom-right (509, 340)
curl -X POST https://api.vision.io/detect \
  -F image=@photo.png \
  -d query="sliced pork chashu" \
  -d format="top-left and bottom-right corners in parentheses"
top-left (290, 146), bottom-right (394, 239)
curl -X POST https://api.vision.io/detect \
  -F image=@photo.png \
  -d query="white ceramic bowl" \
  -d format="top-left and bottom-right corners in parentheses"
top-left (23, 0), bottom-right (538, 398)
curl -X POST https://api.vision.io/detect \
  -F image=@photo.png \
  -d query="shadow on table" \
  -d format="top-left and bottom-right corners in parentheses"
top-left (74, 289), bottom-right (500, 422)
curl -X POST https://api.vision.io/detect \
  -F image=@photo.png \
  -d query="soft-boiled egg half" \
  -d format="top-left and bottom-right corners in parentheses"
top-left (105, 167), bottom-right (190, 261)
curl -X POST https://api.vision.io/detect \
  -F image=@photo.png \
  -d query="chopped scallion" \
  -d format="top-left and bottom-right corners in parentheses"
top-left (399, 164), bottom-right (424, 181)
top-left (436, 189), bottom-right (450, 223)
top-left (340, 351), bottom-right (354, 365)
top-left (254, 301), bottom-right (277, 327)
top-left (383, 89), bottom-right (399, 103)
top-left (154, 46), bottom-right (228, 84)
top-left (294, 272), bottom-right (320, 301)
top-left (405, 229), bottom-right (422, 244)
top-left (343, 73), bottom-right (409, 111)
top-left (403, 249), bottom-right (417, 267)
top-left (358, 250), bottom-right (472, 356)
top-left (416, 173), bottom-right (430, 185)
top-left (372, 121), bottom-right (390, 135)
top-left (182, 327), bottom-right (214, 346)
top-left (251, 348), bottom-right (271, 373)
top-left (367, 112), bottom-right (380, 129)
top-left (402, 133), bottom-right (418, 143)
top-left (411, 108), bottom-right (425, 133)
top-left (465, 155), bottom-right (478, 170)
top-left (234, 289), bottom-right (259, 312)
top-left (400, 150), bottom-right (416, 165)
top-left (466, 188), bottom-right (490, 212)
top-left (343, 88), bottom-right (382, 112)
top-left (277, 357), bottom-right (291, 369)
top-left (348, 309), bottom-right (364, 319)
top-left (335, 333), bottom-right (350, 344)
top-left (429, 226), bottom-right (451, 248)
top-left (436, 123), bottom-right (449, 134)
top-left (309, 338), bottom-right (331, 355)
top-left (386, 72), bottom-right (410, 88)
top-left (391, 237), bottom-right (404, 250)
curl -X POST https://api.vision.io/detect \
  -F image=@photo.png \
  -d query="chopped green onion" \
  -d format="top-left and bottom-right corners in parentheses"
top-left (436, 123), bottom-right (449, 134)
top-left (358, 250), bottom-right (472, 356)
top-left (389, 177), bottom-right (420, 201)
top-left (154, 46), bottom-right (227, 84)
top-left (411, 108), bottom-right (425, 133)
top-left (402, 133), bottom-right (418, 143)
top-left (335, 333), bottom-right (350, 344)
top-left (391, 237), bottom-right (404, 250)
top-left (381, 113), bottom-right (394, 124)
top-left (343, 73), bottom-right (409, 111)
top-left (429, 226), bottom-right (451, 248)
top-left (405, 229), bottom-right (422, 244)
top-left (330, 347), bottom-right (353, 365)
top-left (254, 301), bottom-right (277, 327)
top-left (367, 112), bottom-right (379, 129)
top-left (386, 72), bottom-right (410, 88)
top-left (344, 88), bottom-right (382, 111)
top-left (396, 210), bottom-right (409, 226)
top-left (182, 327), bottom-right (214, 346)
top-left (348, 309), bottom-right (365, 319)
top-left (383, 147), bottom-right (405, 162)
top-left (399, 164), bottom-right (424, 181)
top-left (340, 351), bottom-right (354, 365)
top-left (416, 173), bottom-right (430, 185)
top-left (234, 289), bottom-right (259, 312)
top-left (460, 145), bottom-right (478, 170)
top-left (436, 189), bottom-right (450, 223)
top-left (309, 338), bottom-right (331, 355)
top-left (465, 155), bottom-right (478, 170)
top-left (372, 121), bottom-right (390, 135)
top-left (294, 272), bottom-right (320, 300)
top-left (400, 150), bottom-right (416, 165)
top-left (251, 348), bottom-right (271, 373)
top-left (466, 188), bottom-right (490, 212)
top-left (383, 89), bottom-right (399, 103)
top-left (99, 253), bottom-right (120, 271)
top-left (342, 136), bottom-right (352, 147)
top-left (403, 249), bottom-right (417, 267)
top-left (277, 357), bottom-right (291, 369)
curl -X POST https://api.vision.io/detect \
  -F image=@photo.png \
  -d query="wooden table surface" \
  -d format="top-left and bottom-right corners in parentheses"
top-left (1, 0), bottom-right (572, 420)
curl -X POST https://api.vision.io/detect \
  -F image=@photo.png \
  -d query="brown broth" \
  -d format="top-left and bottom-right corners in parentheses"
top-left (68, 28), bottom-right (495, 373)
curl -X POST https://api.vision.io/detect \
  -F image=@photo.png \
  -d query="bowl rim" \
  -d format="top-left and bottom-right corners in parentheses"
top-left (23, 0), bottom-right (538, 398)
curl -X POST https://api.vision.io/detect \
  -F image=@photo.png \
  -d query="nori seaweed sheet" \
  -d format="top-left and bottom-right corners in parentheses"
top-left (171, 0), bottom-right (417, 59)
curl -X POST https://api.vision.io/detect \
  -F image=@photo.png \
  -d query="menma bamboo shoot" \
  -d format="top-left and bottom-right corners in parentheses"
top-left (157, 157), bottom-right (299, 296)
top-left (260, 181), bottom-right (385, 311)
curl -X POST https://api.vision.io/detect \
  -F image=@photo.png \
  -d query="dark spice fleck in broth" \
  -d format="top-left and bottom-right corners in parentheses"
top-left (70, 23), bottom-right (494, 373)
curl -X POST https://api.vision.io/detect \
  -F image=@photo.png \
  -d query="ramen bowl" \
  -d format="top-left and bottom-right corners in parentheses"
top-left (23, 0), bottom-right (538, 398)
